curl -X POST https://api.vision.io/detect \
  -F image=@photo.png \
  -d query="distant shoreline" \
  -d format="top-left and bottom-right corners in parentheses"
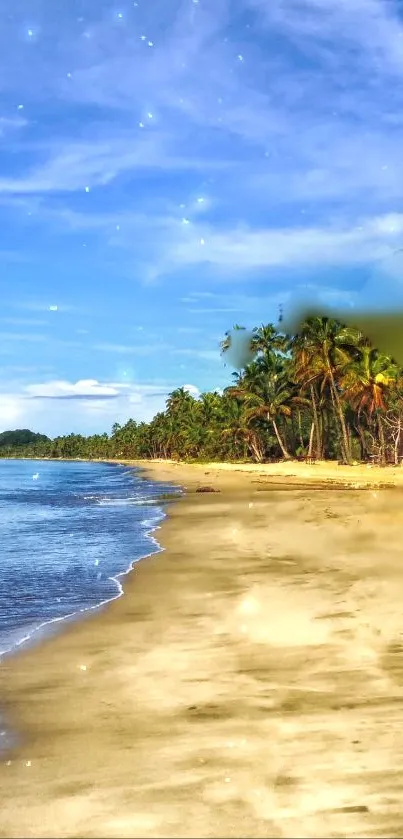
top-left (2, 455), bottom-right (403, 489)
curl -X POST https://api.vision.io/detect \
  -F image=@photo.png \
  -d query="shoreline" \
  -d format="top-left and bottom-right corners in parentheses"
top-left (0, 520), bottom-right (164, 662)
top-left (4, 454), bottom-right (403, 488)
top-left (2, 462), bottom-right (403, 836)
top-left (0, 460), bottom-right (182, 662)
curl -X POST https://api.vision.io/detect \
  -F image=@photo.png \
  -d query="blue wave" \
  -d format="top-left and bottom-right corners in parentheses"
top-left (0, 459), bottom-right (181, 658)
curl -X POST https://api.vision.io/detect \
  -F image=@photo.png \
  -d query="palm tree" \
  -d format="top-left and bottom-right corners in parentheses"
top-left (290, 316), bottom-right (356, 463)
top-left (220, 392), bottom-right (264, 462)
top-left (226, 361), bottom-right (307, 460)
top-left (341, 346), bottom-right (398, 463)
top-left (251, 323), bottom-right (286, 361)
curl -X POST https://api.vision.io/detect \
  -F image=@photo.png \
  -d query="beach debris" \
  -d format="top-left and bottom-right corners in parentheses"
top-left (78, 664), bottom-right (87, 671)
top-left (196, 485), bottom-right (220, 493)
top-left (32, 473), bottom-right (39, 480)
top-left (248, 502), bottom-right (253, 508)
top-left (25, 761), bottom-right (32, 767)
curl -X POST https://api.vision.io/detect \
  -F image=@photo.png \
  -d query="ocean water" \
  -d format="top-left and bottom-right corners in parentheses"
top-left (0, 459), bottom-right (181, 659)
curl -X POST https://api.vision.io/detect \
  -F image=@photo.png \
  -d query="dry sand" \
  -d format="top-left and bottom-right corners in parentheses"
top-left (1, 460), bottom-right (403, 837)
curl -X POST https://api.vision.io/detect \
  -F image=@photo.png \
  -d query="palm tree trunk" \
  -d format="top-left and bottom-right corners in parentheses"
top-left (377, 414), bottom-right (386, 464)
top-left (271, 417), bottom-right (292, 460)
top-left (307, 421), bottom-right (315, 458)
top-left (355, 421), bottom-right (367, 461)
top-left (395, 417), bottom-right (402, 466)
top-left (321, 409), bottom-right (327, 458)
top-left (328, 384), bottom-right (346, 462)
top-left (327, 365), bottom-right (350, 462)
top-left (310, 384), bottom-right (321, 459)
top-left (297, 409), bottom-right (304, 450)
top-left (249, 434), bottom-right (264, 463)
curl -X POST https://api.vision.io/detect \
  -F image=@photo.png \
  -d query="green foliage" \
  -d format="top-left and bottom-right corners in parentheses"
top-left (0, 429), bottom-right (50, 449)
top-left (3, 315), bottom-right (403, 465)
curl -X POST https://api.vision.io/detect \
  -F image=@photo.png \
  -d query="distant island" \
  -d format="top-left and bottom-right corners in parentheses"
top-left (1, 316), bottom-right (403, 466)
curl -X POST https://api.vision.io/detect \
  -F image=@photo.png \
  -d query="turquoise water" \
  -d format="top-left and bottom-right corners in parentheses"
top-left (0, 459), bottom-right (180, 658)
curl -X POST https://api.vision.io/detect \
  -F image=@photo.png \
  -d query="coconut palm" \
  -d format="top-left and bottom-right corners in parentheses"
top-left (226, 358), bottom-right (308, 459)
top-left (290, 316), bottom-right (358, 463)
top-left (341, 346), bottom-right (398, 463)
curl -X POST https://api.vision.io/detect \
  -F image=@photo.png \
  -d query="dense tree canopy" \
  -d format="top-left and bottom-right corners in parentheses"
top-left (2, 316), bottom-right (403, 465)
top-left (0, 429), bottom-right (50, 449)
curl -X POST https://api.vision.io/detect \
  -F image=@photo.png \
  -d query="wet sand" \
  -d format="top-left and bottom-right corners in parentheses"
top-left (2, 461), bottom-right (403, 837)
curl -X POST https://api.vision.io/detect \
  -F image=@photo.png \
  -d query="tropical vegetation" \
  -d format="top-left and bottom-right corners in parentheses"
top-left (2, 315), bottom-right (403, 465)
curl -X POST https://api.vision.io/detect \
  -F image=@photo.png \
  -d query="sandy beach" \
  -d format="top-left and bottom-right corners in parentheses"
top-left (2, 459), bottom-right (403, 837)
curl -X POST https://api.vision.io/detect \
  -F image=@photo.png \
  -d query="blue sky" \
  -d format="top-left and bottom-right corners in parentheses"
top-left (2, 0), bottom-right (403, 436)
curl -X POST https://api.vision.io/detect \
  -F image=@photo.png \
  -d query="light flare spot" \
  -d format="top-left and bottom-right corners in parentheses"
top-left (240, 596), bottom-right (260, 615)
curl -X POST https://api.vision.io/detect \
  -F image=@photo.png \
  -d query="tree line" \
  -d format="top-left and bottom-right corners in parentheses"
top-left (2, 316), bottom-right (403, 465)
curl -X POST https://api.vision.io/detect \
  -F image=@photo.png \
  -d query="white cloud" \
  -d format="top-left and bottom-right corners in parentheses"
top-left (183, 384), bottom-right (200, 397)
top-left (0, 0), bottom-right (401, 284)
top-left (8, 300), bottom-right (76, 314)
top-left (0, 395), bottom-right (24, 429)
top-left (171, 348), bottom-right (221, 362)
top-left (0, 0), bottom-right (398, 214)
top-left (25, 379), bottom-right (121, 399)
top-left (92, 342), bottom-right (172, 355)
top-left (0, 376), bottom-right (207, 435)
top-left (36, 203), bottom-right (403, 277)
top-left (248, 0), bottom-right (403, 77)
top-left (0, 134), bottom-right (230, 195)
top-left (0, 317), bottom-right (49, 327)
top-left (163, 215), bottom-right (403, 273)
top-left (0, 332), bottom-right (48, 344)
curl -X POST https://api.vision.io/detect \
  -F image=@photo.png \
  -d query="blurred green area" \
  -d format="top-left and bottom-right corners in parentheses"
top-left (284, 307), bottom-right (403, 366)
